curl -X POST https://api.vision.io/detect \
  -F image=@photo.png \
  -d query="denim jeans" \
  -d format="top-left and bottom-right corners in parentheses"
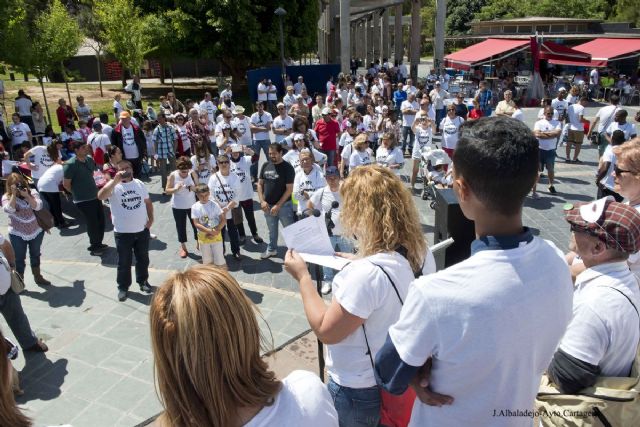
top-left (321, 149), bottom-right (337, 167)
top-left (251, 139), bottom-right (271, 179)
top-left (9, 231), bottom-right (44, 276)
top-left (327, 376), bottom-right (381, 427)
top-left (158, 156), bottom-right (176, 190)
top-left (0, 289), bottom-right (38, 349)
top-left (401, 126), bottom-right (415, 152)
top-left (323, 235), bottom-right (354, 282)
top-left (114, 228), bottom-right (150, 291)
top-left (264, 201), bottom-right (295, 252)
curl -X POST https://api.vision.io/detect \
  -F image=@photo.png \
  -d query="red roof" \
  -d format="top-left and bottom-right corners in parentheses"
top-left (550, 38), bottom-right (640, 67)
top-left (444, 39), bottom-right (529, 70)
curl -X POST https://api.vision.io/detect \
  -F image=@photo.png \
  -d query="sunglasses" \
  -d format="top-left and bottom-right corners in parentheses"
top-left (218, 161), bottom-right (230, 165)
top-left (614, 166), bottom-right (633, 176)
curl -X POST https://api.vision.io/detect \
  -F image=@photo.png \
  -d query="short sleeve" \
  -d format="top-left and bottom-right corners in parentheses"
top-left (190, 204), bottom-right (199, 219)
top-left (309, 188), bottom-right (322, 209)
top-left (285, 164), bottom-right (295, 184)
top-left (63, 162), bottom-right (73, 179)
top-left (333, 263), bottom-right (386, 320)
top-left (139, 181), bottom-right (150, 199)
top-left (601, 146), bottom-right (614, 163)
top-left (558, 304), bottom-right (609, 366)
top-left (388, 279), bottom-right (440, 367)
top-left (259, 163), bottom-right (268, 180)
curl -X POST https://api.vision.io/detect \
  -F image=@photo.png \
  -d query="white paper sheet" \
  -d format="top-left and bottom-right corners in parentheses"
top-left (282, 215), bottom-right (351, 270)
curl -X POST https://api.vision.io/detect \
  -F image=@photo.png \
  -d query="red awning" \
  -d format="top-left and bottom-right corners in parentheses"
top-left (549, 38), bottom-right (640, 67)
top-left (539, 41), bottom-right (591, 63)
top-left (444, 39), bottom-right (529, 70)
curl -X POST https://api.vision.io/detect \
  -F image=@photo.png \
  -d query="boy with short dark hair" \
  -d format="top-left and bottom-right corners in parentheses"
top-left (375, 116), bottom-right (575, 426)
top-left (191, 183), bottom-right (226, 270)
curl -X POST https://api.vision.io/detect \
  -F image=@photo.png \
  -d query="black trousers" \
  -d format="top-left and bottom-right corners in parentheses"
top-left (114, 228), bottom-right (150, 290)
top-left (222, 219), bottom-right (240, 255)
top-left (236, 199), bottom-right (259, 237)
top-left (172, 208), bottom-right (197, 243)
top-left (41, 191), bottom-right (64, 226)
top-left (75, 199), bottom-right (105, 248)
top-left (127, 156), bottom-right (143, 179)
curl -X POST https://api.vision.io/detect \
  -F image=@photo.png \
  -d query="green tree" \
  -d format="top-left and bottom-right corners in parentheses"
top-left (76, 1), bottom-right (108, 96)
top-left (447, 0), bottom-right (488, 35)
top-left (0, 0), bottom-right (35, 79)
top-left (612, 0), bottom-right (640, 27)
top-left (475, 0), bottom-right (613, 21)
top-left (32, 0), bottom-right (83, 123)
top-left (95, 0), bottom-right (152, 84)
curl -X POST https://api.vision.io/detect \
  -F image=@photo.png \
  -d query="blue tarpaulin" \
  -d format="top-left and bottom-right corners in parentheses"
top-left (246, 64), bottom-right (341, 103)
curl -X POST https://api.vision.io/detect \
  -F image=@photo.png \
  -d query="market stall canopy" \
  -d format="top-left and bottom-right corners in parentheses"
top-left (444, 39), bottom-right (530, 70)
top-left (549, 38), bottom-right (640, 67)
top-left (539, 41), bottom-right (592, 63)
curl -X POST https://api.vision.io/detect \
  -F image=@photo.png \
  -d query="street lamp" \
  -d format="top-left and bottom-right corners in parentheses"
top-left (274, 6), bottom-right (287, 80)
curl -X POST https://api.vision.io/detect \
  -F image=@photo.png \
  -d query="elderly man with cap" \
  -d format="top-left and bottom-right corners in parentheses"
top-left (313, 107), bottom-right (341, 167)
top-left (231, 105), bottom-right (252, 147)
top-left (111, 111), bottom-right (147, 178)
top-left (283, 86), bottom-right (297, 111)
top-left (548, 197), bottom-right (640, 394)
top-left (63, 141), bottom-right (107, 255)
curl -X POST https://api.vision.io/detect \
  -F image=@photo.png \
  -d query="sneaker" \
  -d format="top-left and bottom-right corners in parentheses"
top-left (261, 250), bottom-right (277, 259)
top-left (548, 185), bottom-right (557, 194)
top-left (233, 253), bottom-right (241, 261)
top-left (150, 233), bottom-right (158, 239)
top-left (25, 339), bottom-right (48, 353)
top-left (139, 281), bottom-right (152, 293)
top-left (118, 290), bottom-right (128, 301)
top-left (238, 236), bottom-right (246, 245)
top-left (531, 192), bottom-right (540, 200)
top-left (253, 235), bottom-right (264, 244)
top-left (573, 158), bottom-right (583, 164)
top-left (321, 281), bottom-right (332, 295)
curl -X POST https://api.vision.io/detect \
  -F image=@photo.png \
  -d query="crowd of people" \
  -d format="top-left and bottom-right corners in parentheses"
top-left (0, 62), bottom-right (639, 427)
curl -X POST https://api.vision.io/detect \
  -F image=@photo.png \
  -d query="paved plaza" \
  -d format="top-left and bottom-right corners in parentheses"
top-left (1, 105), bottom-right (638, 426)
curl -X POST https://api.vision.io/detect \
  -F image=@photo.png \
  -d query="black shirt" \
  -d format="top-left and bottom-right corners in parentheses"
top-left (260, 161), bottom-right (295, 205)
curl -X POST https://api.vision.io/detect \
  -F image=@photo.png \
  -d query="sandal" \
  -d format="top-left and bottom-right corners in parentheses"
top-left (179, 247), bottom-right (188, 258)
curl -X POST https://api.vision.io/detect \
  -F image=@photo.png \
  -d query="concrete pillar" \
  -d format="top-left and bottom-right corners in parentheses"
top-left (372, 12), bottom-right (379, 65)
top-left (394, 5), bottom-right (403, 63)
top-left (381, 9), bottom-right (390, 62)
top-left (435, 0), bottom-right (447, 72)
top-left (359, 21), bottom-right (366, 62)
top-left (410, 0), bottom-right (421, 80)
top-left (364, 18), bottom-right (370, 66)
top-left (340, 0), bottom-right (350, 74)
top-left (351, 25), bottom-right (356, 58)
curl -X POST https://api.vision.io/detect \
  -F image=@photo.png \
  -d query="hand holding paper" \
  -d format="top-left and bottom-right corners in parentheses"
top-left (282, 216), bottom-right (351, 270)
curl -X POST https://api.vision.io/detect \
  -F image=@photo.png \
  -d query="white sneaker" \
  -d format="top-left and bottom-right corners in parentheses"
top-left (321, 281), bottom-right (332, 295)
top-left (261, 250), bottom-right (277, 259)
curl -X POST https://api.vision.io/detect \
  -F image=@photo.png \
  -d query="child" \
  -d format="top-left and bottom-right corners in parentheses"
top-left (42, 125), bottom-right (56, 146)
top-left (113, 94), bottom-right (124, 120)
top-left (190, 184), bottom-right (227, 270)
top-left (146, 102), bottom-right (158, 121)
top-left (375, 117), bottom-right (574, 426)
top-left (77, 120), bottom-right (90, 143)
top-left (143, 120), bottom-right (156, 172)
top-left (427, 161), bottom-right (453, 188)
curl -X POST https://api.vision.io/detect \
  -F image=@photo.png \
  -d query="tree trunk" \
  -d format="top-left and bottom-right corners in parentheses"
top-left (121, 68), bottom-right (127, 87)
top-left (38, 76), bottom-right (51, 126)
top-left (170, 59), bottom-right (175, 95)
top-left (96, 52), bottom-right (104, 97)
top-left (159, 60), bottom-right (166, 85)
top-left (61, 64), bottom-right (73, 110)
top-left (23, 72), bottom-right (28, 82)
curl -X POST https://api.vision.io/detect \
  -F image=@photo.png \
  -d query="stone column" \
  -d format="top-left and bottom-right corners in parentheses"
top-left (435, 0), bottom-right (447, 72)
top-left (339, 0), bottom-right (351, 74)
top-left (394, 4), bottom-right (403, 63)
top-left (372, 12), bottom-right (379, 64)
top-left (365, 17), bottom-right (371, 66)
top-left (381, 9), bottom-right (390, 62)
top-left (410, 0), bottom-right (421, 80)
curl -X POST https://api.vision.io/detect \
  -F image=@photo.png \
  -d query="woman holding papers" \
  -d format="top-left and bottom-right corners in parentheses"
top-left (284, 165), bottom-right (436, 427)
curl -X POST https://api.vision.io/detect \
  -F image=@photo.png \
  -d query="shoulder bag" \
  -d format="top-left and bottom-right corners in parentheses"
top-left (536, 285), bottom-right (640, 427)
top-left (0, 251), bottom-right (25, 294)
top-left (215, 174), bottom-right (243, 225)
top-left (32, 194), bottom-right (55, 233)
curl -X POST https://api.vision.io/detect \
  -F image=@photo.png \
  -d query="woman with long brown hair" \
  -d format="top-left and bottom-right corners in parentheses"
top-left (285, 165), bottom-right (436, 426)
top-left (0, 328), bottom-right (31, 427)
top-left (150, 265), bottom-right (337, 426)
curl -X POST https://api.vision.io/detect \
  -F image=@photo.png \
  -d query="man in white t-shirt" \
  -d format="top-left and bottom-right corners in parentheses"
top-left (589, 94), bottom-right (621, 157)
top-left (589, 68), bottom-right (600, 100)
top-left (231, 106), bottom-right (252, 147)
top-left (566, 97), bottom-right (588, 163)
top-left (8, 113), bottom-right (32, 153)
top-left (551, 88), bottom-right (569, 121)
top-left (548, 199), bottom-right (640, 394)
top-left (249, 101), bottom-right (273, 180)
top-left (257, 78), bottom-right (269, 105)
top-left (375, 117), bottom-right (573, 427)
top-left (14, 89), bottom-right (34, 134)
top-left (532, 106), bottom-right (562, 198)
top-left (97, 160), bottom-right (154, 302)
top-left (266, 80), bottom-right (278, 114)
top-left (293, 76), bottom-right (306, 96)
top-left (272, 103), bottom-right (293, 145)
top-left (606, 110), bottom-right (637, 144)
top-left (199, 92), bottom-right (217, 126)
top-left (403, 79), bottom-right (418, 97)
top-left (400, 94), bottom-right (419, 155)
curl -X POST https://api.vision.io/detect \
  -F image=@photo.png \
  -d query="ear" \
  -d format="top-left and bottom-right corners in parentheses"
top-left (453, 174), bottom-right (470, 202)
top-left (591, 238), bottom-right (608, 258)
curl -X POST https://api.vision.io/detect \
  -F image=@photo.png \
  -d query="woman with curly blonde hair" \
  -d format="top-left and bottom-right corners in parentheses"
top-left (284, 165), bottom-right (436, 426)
top-left (150, 264), bottom-right (337, 427)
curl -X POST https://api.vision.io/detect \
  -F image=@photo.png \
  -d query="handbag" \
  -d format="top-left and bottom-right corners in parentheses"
top-left (33, 207), bottom-right (55, 232)
top-left (215, 173), bottom-right (242, 225)
top-left (0, 252), bottom-right (24, 294)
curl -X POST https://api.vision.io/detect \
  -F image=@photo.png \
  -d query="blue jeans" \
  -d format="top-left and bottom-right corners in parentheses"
top-left (251, 139), bottom-right (271, 179)
top-left (9, 231), bottom-right (44, 276)
top-left (321, 149), bottom-right (337, 167)
top-left (323, 235), bottom-right (354, 282)
top-left (0, 289), bottom-right (38, 349)
top-left (327, 377), bottom-right (381, 427)
top-left (264, 201), bottom-right (294, 252)
top-left (435, 107), bottom-right (446, 132)
top-left (401, 126), bottom-right (414, 152)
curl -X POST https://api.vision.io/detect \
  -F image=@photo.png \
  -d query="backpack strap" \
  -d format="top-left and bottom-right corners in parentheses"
top-left (603, 286), bottom-right (639, 318)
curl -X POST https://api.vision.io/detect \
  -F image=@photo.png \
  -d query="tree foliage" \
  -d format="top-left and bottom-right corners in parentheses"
top-left (475, 0), bottom-right (614, 22)
top-left (447, 0), bottom-right (488, 35)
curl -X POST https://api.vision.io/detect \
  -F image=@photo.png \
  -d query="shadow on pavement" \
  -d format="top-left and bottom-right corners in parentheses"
top-left (16, 354), bottom-right (67, 404)
top-left (22, 280), bottom-right (86, 308)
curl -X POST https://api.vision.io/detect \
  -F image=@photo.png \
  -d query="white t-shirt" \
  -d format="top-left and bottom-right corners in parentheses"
top-left (340, 144), bottom-right (353, 163)
top-left (190, 199), bottom-right (223, 231)
top-left (176, 125), bottom-right (191, 153)
top-left (199, 100), bottom-right (217, 125)
top-left (599, 144), bottom-right (616, 190)
top-left (273, 115), bottom-right (293, 143)
top-left (267, 84), bottom-right (278, 101)
top-left (169, 170), bottom-right (196, 209)
top-left (440, 116), bottom-right (464, 150)
top-left (232, 116), bottom-right (252, 146)
top-left (15, 97), bottom-right (33, 116)
top-left (120, 126), bottom-right (139, 159)
top-left (349, 149), bottom-right (373, 169)
top-left (257, 83), bottom-right (268, 101)
top-left (88, 133), bottom-right (110, 158)
top-left (293, 165), bottom-right (326, 214)
top-left (551, 98), bottom-right (568, 119)
top-left (283, 148), bottom-right (326, 172)
top-left (389, 237), bottom-right (573, 427)
top-left (400, 100), bottom-right (419, 127)
top-left (107, 179), bottom-right (149, 233)
top-left (113, 100), bottom-right (124, 118)
top-left (9, 122), bottom-right (31, 146)
top-left (28, 145), bottom-right (54, 179)
top-left (309, 186), bottom-right (343, 236)
top-left (375, 146), bottom-right (404, 175)
top-left (245, 370), bottom-right (338, 427)
top-left (559, 261), bottom-right (640, 377)
top-left (534, 118), bottom-right (562, 151)
top-left (328, 251), bottom-right (436, 388)
top-left (229, 156), bottom-right (253, 201)
top-left (191, 154), bottom-right (216, 183)
top-left (628, 203), bottom-right (640, 281)
top-left (595, 105), bottom-right (618, 133)
top-left (339, 132), bottom-right (353, 148)
top-left (208, 171), bottom-right (241, 219)
top-left (101, 123), bottom-right (113, 140)
top-left (567, 103), bottom-right (585, 131)
top-left (250, 112), bottom-right (273, 141)
top-left (511, 109), bottom-right (524, 122)
top-left (36, 164), bottom-right (63, 193)
top-left (606, 121), bottom-right (636, 141)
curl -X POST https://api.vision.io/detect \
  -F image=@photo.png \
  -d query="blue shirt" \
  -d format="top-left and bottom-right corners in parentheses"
top-left (393, 90), bottom-right (407, 109)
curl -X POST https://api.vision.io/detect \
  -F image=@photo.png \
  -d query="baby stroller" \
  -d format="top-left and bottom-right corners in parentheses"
top-left (420, 148), bottom-right (452, 207)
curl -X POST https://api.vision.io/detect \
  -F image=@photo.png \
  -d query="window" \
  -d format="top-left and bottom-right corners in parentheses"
top-left (490, 26), bottom-right (501, 34)
top-left (577, 24), bottom-right (587, 32)
top-left (550, 25), bottom-right (565, 33)
top-left (503, 25), bottom-right (517, 33)
top-left (537, 25), bottom-right (550, 33)
top-left (567, 25), bottom-right (577, 32)
top-left (479, 26), bottom-right (490, 34)
top-left (517, 25), bottom-right (532, 33)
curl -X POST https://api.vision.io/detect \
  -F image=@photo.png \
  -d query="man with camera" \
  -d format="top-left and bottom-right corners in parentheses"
top-left (97, 160), bottom-right (153, 302)
top-left (307, 166), bottom-right (352, 295)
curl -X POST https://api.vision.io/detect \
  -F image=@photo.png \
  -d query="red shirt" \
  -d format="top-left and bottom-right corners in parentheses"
top-left (56, 105), bottom-right (77, 130)
top-left (468, 109), bottom-right (483, 120)
top-left (314, 118), bottom-right (340, 151)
